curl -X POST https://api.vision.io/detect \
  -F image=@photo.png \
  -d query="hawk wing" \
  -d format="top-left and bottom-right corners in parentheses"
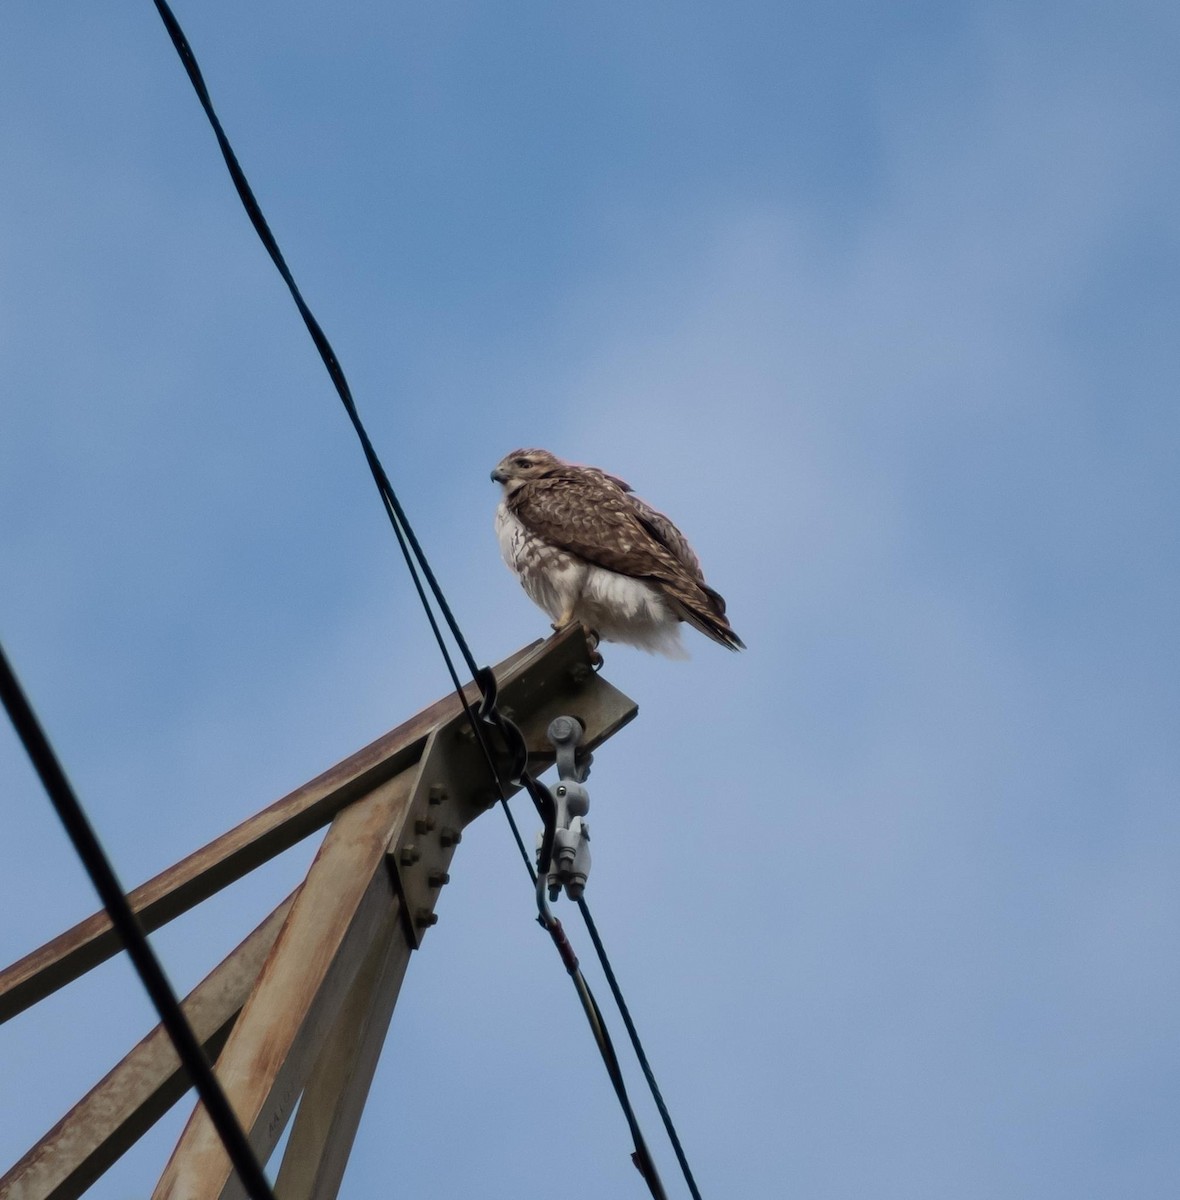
top-left (508, 469), bottom-right (743, 649)
top-left (508, 471), bottom-right (688, 582)
top-left (580, 468), bottom-right (701, 574)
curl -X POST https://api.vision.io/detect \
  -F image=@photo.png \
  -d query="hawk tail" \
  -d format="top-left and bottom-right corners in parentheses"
top-left (670, 588), bottom-right (746, 652)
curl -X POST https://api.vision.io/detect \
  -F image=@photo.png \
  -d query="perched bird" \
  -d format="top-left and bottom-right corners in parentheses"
top-left (491, 448), bottom-right (744, 658)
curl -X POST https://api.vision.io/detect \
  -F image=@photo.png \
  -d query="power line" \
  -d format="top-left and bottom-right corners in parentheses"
top-left (0, 643), bottom-right (278, 1200)
top-left (149, 0), bottom-right (516, 838)
top-left (580, 899), bottom-right (704, 1200)
top-left (148, 0), bottom-right (481, 684)
top-left (150, 1), bottom-right (699, 1192)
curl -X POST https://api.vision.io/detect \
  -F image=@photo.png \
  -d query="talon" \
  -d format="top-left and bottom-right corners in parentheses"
top-left (582, 626), bottom-right (603, 668)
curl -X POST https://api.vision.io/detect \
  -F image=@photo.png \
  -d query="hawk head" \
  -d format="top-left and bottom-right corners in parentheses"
top-left (490, 449), bottom-right (564, 489)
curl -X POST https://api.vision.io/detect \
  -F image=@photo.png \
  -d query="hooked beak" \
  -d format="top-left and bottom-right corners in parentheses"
top-left (491, 468), bottom-right (507, 483)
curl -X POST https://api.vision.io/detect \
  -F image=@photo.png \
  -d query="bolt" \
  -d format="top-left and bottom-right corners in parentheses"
top-left (399, 845), bottom-right (420, 866)
top-left (414, 816), bottom-right (435, 834)
top-left (549, 716), bottom-right (578, 743)
top-left (415, 909), bottom-right (439, 928)
top-left (439, 827), bottom-right (462, 848)
top-left (569, 663), bottom-right (591, 685)
top-left (428, 784), bottom-right (447, 805)
top-left (428, 870), bottom-right (451, 888)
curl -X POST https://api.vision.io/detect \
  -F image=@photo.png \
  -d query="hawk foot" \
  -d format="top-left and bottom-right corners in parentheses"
top-left (550, 620), bottom-right (603, 667)
top-left (583, 626), bottom-right (604, 669)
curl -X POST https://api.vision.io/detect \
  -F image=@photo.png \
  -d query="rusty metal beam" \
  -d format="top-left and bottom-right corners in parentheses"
top-left (0, 894), bottom-right (297, 1200)
top-left (270, 905), bottom-right (412, 1200)
top-left (152, 775), bottom-right (413, 1200)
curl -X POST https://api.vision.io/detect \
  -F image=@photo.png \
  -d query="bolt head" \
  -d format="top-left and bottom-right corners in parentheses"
top-left (549, 716), bottom-right (577, 742)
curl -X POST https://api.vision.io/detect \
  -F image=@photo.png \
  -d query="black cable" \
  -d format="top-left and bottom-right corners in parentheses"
top-left (579, 898), bottom-right (704, 1200)
top-left (151, 0), bottom-right (482, 685)
top-left (571, 967), bottom-right (669, 1200)
top-left (151, 0), bottom-right (525, 837)
top-left (0, 643), bottom-right (277, 1200)
top-left (148, 6), bottom-right (702, 1195)
top-left (537, 855), bottom-right (668, 1199)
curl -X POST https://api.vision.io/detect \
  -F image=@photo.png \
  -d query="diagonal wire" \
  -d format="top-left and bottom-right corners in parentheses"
top-left (543, 904), bottom-right (669, 1200)
top-left (579, 898), bottom-right (704, 1200)
top-left (0, 642), bottom-right (277, 1200)
top-left (148, 4), bottom-right (699, 1196)
top-left (150, 0), bottom-right (481, 684)
top-left (152, 0), bottom-right (547, 902)
top-left (149, 0), bottom-right (520, 844)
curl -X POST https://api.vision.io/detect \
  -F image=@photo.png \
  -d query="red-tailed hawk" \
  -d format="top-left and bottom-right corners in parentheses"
top-left (491, 448), bottom-right (744, 658)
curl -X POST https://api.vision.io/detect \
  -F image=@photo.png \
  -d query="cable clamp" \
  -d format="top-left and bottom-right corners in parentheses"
top-left (537, 716), bottom-right (592, 902)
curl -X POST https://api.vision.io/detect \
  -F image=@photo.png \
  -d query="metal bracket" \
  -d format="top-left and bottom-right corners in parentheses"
top-left (386, 724), bottom-right (479, 949)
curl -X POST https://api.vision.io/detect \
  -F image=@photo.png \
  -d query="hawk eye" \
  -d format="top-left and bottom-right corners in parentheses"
top-left (514, 457), bottom-right (532, 468)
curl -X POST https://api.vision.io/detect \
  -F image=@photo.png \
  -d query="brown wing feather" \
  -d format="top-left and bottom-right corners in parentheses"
top-left (581, 468), bottom-right (702, 573)
top-left (508, 471), bottom-right (678, 579)
top-left (627, 496), bottom-right (704, 579)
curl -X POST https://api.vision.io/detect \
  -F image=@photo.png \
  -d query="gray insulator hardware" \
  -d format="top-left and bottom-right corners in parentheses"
top-left (540, 716), bottom-right (592, 902)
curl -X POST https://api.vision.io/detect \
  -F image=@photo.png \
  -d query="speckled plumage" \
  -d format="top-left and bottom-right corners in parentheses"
top-left (491, 448), bottom-right (744, 657)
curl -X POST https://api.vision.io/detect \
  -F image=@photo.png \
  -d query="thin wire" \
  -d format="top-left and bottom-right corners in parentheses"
top-left (0, 643), bottom-right (277, 1200)
top-left (152, 0), bottom-right (518, 819)
top-left (579, 898), bottom-right (704, 1200)
top-left (537, 874), bottom-right (667, 1199)
top-left (150, 0), bottom-right (481, 684)
top-left (500, 793), bottom-right (537, 880)
top-left (149, 5), bottom-right (701, 1195)
top-left (154, 0), bottom-right (572, 893)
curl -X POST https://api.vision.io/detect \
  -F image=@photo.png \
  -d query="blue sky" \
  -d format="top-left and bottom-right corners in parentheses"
top-left (2, 1), bottom-right (1178, 1196)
